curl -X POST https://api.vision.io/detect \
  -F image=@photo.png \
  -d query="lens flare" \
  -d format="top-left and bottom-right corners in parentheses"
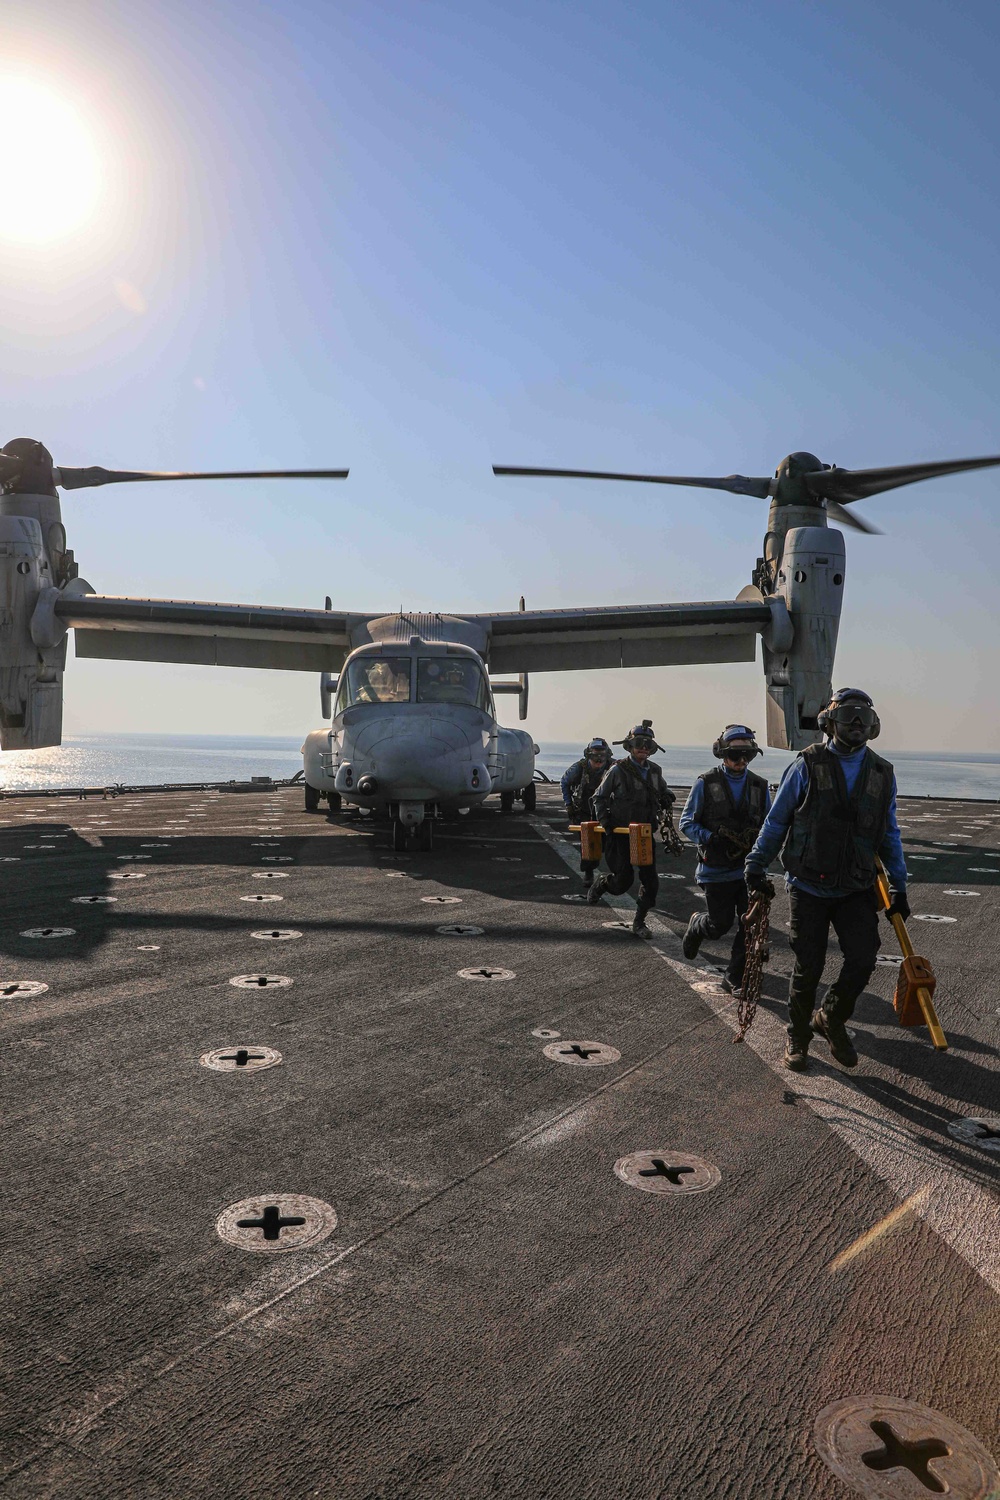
top-left (0, 75), bottom-right (102, 243)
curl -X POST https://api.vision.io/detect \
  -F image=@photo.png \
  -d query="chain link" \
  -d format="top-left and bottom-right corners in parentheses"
top-left (659, 804), bottom-right (685, 858)
top-left (733, 886), bottom-right (773, 1042)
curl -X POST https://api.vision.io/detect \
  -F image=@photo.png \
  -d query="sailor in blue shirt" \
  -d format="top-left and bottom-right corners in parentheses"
top-left (679, 726), bottom-right (772, 994)
top-left (560, 737), bottom-right (613, 887)
top-left (744, 688), bottom-right (909, 1073)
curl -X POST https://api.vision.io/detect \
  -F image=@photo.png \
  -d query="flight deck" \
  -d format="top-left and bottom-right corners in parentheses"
top-left (1, 781), bottom-right (998, 1497)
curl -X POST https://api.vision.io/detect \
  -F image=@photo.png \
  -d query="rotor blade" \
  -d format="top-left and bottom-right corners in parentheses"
top-left (56, 466), bottom-right (349, 490)
top-left (805, 454), bottom-right (1000, 505)
top-left (493, 465), bottom-right (771, 498)
top-left (824, 499), bottom-right (882, 535)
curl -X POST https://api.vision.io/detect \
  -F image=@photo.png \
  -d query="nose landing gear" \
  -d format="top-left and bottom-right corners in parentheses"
top-left (391, 812), bottom-right (435, 852)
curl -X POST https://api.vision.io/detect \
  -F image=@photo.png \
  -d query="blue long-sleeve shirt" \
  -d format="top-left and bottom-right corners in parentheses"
top-left (680, 769), bottom-right (772, 884)
top-left (745, 743), bottom-right (907, 897)
top-left (560, 758), bottom-right (609, 809)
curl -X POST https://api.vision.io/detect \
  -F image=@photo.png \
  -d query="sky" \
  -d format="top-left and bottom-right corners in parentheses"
top-left (0, 0), bottom-right (998, 754)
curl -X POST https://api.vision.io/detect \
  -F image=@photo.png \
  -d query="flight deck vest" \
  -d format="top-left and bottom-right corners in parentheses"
top-left (697, 767), bottom-right (769, 873)
top-left (597, 758), bottom-right (669, 828)
top-left (781, 744), bottom-right (893, 893)
top-left (566, 758), bottom-right (610, 816)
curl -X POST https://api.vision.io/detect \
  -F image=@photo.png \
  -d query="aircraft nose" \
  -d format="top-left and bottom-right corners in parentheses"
top-left (350, 726), bottom-right (486, 799)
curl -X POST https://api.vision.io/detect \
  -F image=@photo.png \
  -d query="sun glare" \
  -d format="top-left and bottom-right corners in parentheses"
top-left (0, 76), bottom-right (102, 244)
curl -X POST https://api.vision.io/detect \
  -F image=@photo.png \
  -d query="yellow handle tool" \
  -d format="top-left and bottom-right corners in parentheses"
top-left (875, 857), bottom-right (948, 1050)
top-left (571, 822), bottom-right (654, 866)
top-left (570, 825), bottom-right (646, 834)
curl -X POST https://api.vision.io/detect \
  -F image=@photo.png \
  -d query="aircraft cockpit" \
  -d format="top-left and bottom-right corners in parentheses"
top-left (334, 647), bottom-right (493, 715)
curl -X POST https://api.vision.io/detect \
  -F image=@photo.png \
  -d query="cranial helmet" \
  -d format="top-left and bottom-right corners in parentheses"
top-left (584, 737), bottom-right (612, 761)
top-left (712, 724), bottom-right (761, 761)
top-left (618, 719), bottom-right (661, 753)
top-left (816, 688), bottom-right (881, 740)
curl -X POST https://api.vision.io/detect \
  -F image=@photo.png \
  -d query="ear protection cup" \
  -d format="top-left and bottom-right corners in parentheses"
top-left (818, 696), bottom-right (880, 739)
top-left (621, 720), bottom-right (661, 754)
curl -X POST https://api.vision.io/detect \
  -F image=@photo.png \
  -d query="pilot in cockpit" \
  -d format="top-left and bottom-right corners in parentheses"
top-left (418, 659), bottom-right (477, 705)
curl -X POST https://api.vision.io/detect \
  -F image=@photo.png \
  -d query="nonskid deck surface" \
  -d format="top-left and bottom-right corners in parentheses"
top-left (1, 783), bottom-right (997, 1498)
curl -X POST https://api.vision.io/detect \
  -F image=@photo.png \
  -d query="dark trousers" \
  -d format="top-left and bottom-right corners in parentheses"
top-left (688, 878), bottom-right (749, 983)
top-left (573, 798), bottom-right (600, 873)
top-left (787, 886), bottom-right (880, 1042)
top-left (603, 834), bottom-right (658, 915)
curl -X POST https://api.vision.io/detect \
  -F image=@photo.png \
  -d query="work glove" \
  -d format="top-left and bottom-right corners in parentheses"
top-left (745, 869), bottom-right (775, 899)
top-left (564, 804), bottom-right (575, 820)
top-left (885, 890), bottom-right (911, 923)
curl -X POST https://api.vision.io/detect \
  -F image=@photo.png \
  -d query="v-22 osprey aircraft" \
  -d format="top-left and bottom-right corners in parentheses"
top-left (1, 436), bottom-right (998, 849)
top-left (301, 609), bottom-right (537, 850)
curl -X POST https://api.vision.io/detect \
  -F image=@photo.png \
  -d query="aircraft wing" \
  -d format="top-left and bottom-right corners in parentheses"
top-left (472, 598), bottom-right (776, 673)
top-left (58, 592), bottom-right (779, 675)
top-left (58, 595), bottom-right (360, 673)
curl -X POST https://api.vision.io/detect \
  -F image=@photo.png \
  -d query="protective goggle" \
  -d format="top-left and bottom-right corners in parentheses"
top-left (828, 703), bottom-right (877, 728)
top-left (630, 736), bottom-right (655, 749)
top-left (722, 744), bottom-right (755, 759)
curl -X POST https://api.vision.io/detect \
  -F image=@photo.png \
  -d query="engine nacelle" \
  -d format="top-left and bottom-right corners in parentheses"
top-left (762, 524), bottom-right (846, 751)
top-left (0, 515), bottom-right (66, 749)
top-left (0, 502), bottom-right (93, 750)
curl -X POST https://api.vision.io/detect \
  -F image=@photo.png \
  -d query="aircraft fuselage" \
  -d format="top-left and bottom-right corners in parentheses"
top-left (301, 638), bottom-right (535, 828)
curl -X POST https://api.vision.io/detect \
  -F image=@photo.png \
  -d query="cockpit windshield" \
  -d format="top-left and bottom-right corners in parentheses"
top-left (341, 656), bottom-right (412, 707)
top-left (416, 657), bottom-right (489, 709)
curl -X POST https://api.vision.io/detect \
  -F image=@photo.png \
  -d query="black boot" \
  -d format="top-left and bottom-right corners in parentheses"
top-left (783, 1036), bottom-right (810, 1071)
top-left (811, 1009), bottom-right (858, 1068)
top-left (587, 875), bottom-right (608, 905)
top-left (582, 869), bottom-right (594, 888)
top-left (682, 913), bottom-right (703, 960)
top-left (632, 903), bottom-right (653, 939)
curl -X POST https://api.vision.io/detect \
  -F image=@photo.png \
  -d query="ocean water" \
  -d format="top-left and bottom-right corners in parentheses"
top-left (536, 744), bottom-right (1000, 801)
top-left (0, 734), bottom-right (304, 792)
top-left (1, 734), bottom-right (998, 801)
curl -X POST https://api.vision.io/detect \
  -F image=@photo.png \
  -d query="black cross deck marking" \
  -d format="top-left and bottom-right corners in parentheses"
top-left (220, 1050), bottom-right (267, 1067)
top-left (969, 1122), bottom-right (1000, 1140)
top-left (562, 1044), bottom-right (599, 1059)
top-left (235, 1205), bottom-right (307, 1241)
top-left (638, 1159), bottom-right (696, 1185)
top-left (862, 1420), bottom-right (950, 1492)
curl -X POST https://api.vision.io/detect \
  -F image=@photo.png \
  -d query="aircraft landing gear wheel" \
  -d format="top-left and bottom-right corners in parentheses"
top-left (327, 791), bottom-right (342, 814)
top-left (521, 782), bottom-right (537, 812)
top-left (392, 818), bottom-right (407, 852)
top-left (304, 782), bottom-right (321, 812)
top-left (500, 791), bottom-right (515, 813)
top-left (419, 820), bottom-right (434, 852)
